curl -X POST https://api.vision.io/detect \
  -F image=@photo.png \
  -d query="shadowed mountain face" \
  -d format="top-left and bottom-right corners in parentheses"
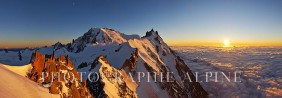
top-left (0, 28), bottom-right (208, 98)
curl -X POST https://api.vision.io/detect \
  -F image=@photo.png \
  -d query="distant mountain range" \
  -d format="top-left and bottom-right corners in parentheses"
top-left (0, 28), bottom-right (208, 98)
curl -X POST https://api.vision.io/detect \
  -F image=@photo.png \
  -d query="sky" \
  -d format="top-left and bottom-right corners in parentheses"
top-left (0, 0), bottom-right (282, 48)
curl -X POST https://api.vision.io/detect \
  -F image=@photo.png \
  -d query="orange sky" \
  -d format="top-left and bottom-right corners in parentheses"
top-left (167, 41), bottom-right (282, 47)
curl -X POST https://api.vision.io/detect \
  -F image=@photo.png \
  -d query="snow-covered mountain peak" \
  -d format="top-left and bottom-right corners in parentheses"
top-left (68, 27), bottom-right (128, 52)
top-left (53, 42), bottom-right (64, 50)
top-left (88, 27), bottom-right (102, 33)
top-left (143, 28), bottom-right (159, 38)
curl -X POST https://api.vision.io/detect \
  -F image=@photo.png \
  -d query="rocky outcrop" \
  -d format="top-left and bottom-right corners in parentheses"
top-left (175, 55), bottom-right (208, 98)
top-left (87, 56), bottom-right (138, 98)
top-left (28, 51), bottom-right (92, 98)
top-left (122, 49), bottom-right (138, 71)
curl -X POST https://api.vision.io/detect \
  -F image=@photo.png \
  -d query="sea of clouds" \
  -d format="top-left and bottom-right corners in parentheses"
top-left (172, 46), bottom-right (282, 98)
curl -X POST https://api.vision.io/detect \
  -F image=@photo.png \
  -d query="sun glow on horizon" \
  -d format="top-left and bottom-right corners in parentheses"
top-left (223, 39), bottom-right (231, 47)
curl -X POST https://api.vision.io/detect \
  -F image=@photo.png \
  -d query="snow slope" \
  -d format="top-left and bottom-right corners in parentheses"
top-left (0, 64), bottom-right (59, 98)
top-left (3, 64), bottom-right (32, 77)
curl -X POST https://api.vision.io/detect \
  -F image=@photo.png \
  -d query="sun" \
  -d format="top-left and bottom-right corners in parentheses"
top-left (223, 39), bottom-right (231, 47)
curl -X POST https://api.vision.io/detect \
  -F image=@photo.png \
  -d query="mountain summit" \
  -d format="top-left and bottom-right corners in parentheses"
top-left (67, 28), bottom-right (140, 53)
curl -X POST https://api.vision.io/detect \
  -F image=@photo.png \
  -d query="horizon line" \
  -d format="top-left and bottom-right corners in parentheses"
top-left (1, 43), bottom-right (282, 49)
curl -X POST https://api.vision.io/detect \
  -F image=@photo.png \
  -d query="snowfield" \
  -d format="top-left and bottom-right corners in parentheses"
top-left (3, 64), bottom-right (32, 77)
top-left (0, 64), bottom-right (59, 98)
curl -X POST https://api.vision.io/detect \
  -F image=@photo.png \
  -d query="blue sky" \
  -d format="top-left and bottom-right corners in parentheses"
top-left (0, 0), bottom-right (282, 48)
